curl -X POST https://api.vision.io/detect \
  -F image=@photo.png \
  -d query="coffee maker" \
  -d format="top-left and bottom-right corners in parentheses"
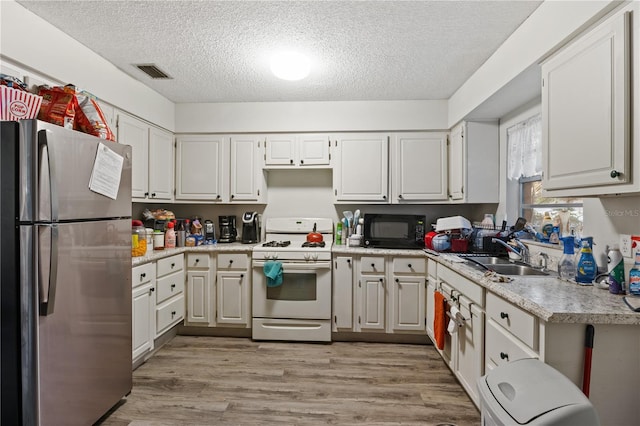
top-left (241, 212), bottom-right (261, 244)
top-left (218, 215), bottom-right (237, 243)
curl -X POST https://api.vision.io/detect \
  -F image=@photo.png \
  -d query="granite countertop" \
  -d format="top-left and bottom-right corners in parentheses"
top-left (333, 246), bottom-right (640, 325)
top-left (132, 242), bottom-right (255, 266)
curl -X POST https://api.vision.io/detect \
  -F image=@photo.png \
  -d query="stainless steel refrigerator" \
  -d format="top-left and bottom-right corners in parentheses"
top-left (1, 119), bottom-right (133, 425)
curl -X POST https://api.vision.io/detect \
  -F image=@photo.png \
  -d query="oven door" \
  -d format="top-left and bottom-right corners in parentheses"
top-left (252, 260), bottom-right (331, 320)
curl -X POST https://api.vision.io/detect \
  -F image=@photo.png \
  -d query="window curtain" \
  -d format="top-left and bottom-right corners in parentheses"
top-left (507, 114), bottom-right (542, 180)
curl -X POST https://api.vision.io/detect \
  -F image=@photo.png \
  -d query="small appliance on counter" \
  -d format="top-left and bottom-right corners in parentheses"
top-left (241, 211), bottom-right (261, 244)
top-left (203, 219), bottom-right (216, 244)
top-left (432, 215), bottom-right (472, 253)
top-left (362, 214), bottom-right (425, 249)
top-left (218, 215), bottom-right (237, 243)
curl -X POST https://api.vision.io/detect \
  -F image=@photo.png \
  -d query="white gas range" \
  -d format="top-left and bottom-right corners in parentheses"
top-left (251, 218), bottom-right (333, 342)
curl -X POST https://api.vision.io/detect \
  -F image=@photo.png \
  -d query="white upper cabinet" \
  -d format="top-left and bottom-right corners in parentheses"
top-left (175, 135), bottom-right (226, 201)
top-left (264, 134), bottom-right (330, 168)
top-left (230, 135), bottom-right (266, 203)
top-left (333, 133), bottom-right (389, 203)
top-left (541, 6), bottom-right (631, 194)
top-left (391, 132), bottom-right (448, 203)
top-left (448, 121), bottom-right (499, 203)
top-left (118, 112), bottom-right (173, 201)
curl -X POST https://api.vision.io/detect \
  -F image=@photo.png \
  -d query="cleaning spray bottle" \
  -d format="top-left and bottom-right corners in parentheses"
top-left (607, 244), bottom-right (626, 294)
top-left (558, 236), bottom-right (576, 281)
top-left (576, 237), bottom-right (597, 285)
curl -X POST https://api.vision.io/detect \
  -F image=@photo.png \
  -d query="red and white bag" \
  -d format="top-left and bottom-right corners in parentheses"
top-left (0, 85), bottom-right (43, 120)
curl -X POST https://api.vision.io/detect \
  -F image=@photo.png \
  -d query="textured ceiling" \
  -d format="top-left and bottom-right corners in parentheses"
top-left (16, 1), bottom-right (542, 103)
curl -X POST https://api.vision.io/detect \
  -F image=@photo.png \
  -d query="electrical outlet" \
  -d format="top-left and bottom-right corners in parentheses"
top-left (620, 234), bottom-right (632, 257)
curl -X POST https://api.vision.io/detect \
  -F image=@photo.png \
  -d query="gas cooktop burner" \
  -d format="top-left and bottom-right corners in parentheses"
top-left (302, 241), bottom-right (326, 248)
top-left (262, 240), bottom-right (291, 247)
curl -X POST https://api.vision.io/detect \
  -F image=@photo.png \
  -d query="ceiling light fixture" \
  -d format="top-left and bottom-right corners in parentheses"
top-left (270, 51), bottom-right (311, 81)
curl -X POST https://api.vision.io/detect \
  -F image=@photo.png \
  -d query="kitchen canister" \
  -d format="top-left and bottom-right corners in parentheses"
top-left (608, 245), bottom-right (626, 294)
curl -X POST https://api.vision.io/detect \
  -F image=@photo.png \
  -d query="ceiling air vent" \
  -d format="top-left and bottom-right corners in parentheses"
top-left (134, 64), bottom-right (172, 79)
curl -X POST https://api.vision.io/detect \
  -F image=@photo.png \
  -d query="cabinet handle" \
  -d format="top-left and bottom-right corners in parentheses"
top-left (149, 288), bottom-right (155, 294)
top-left (371, 263), bottom-right (375, 268)
top-left (408, 263), bottom-right (412, 268)
top-left (379, 278), bottom-right (383, 282)
top-left (195, 259), bottom-right (199, 263)
top-left (229, 260), bottom-right (234, 265)
top-left (382, 195), bottom-right (387, 199)
top-left (231, 194), bottom-right (235, 199)
top-left (171, 311), bottom-right (176, 318)
top-left (500, 352), bottom-right (509, 360)
top-left (216, 195), bottom-right (221, 199)
top-left (399, 194), bottom-right (403, 199)
top-left (171, 283), bottom-right (176, 289)
top-left (290, 159), bottom-right (294, 164)
top-left (334, 315), bottom-right (337, 323)
top-left (144, 192), bottom-right (149, 197)
top-left (300, 159), bottom-right (304, 165)
top-left (347, 259), bottom-right (351, 265)
top-left (500, 312), bottom-right (509, 320)
top-left (171, 263), bottom-right (175, 268)
top-left (140, 273), bottom-right (146, 278)
top-left (610, 170), bottom-right (621, 178)
top-left (151, 193), bottom-right (156, 197)
top-left (240, 274), bottom-right (244, 278)
top-left (395, 278), bottom-right (399, 283)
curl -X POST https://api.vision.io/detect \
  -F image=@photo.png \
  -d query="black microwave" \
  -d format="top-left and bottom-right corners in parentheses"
top-left (363, 214), bottom-right (426, 249)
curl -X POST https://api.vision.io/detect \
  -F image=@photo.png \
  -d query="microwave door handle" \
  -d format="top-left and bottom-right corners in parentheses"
top-left (39, 224), bottom-right (59, 316)
top-left (38, 130), bottom-right (59, 222)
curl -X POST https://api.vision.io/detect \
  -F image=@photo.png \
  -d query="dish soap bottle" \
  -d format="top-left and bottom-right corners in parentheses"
top-left (628, 251), bottom-right (640, 296)
top-left (558, 236), bottom-right (576, 281)
top-left (576, 239), bottom-right (597, 285)
top-left (607, 245), bottom-right (625, 294)
top-left (541, 211), bottom-right (554, 241)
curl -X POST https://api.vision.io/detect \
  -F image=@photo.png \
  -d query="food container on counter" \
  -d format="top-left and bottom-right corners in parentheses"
top-left (131, 220), bottom-right (147, 257)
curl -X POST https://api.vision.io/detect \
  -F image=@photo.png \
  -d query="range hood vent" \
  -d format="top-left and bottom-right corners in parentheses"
top-left (134, 64), bottom-right (172, 79)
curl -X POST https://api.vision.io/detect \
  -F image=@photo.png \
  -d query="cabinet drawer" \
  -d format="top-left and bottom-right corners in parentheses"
top-left (132, 262), bottom-right (154, 288)
top-left (186, 253), bottom-right (210, 269)
top-left (217, 253), bottom-right (248, 270)
top-left (427, 258), bottom-right (438, 277)
top-left (157, 254), bottom-right (184, 277)
top-left (360, 256), bottom-right (385, 274)
top-left (156, 271), bottom-right (185, 304)
top-left (392, 257), bottom-right (425, 274)
top-left (156, 295), bottom-right (185, 336)
top-left (486, 320), bottom-right (538, 367)
top-left (486, 292), bottom-right (537, 349)
top-left (438, 265), bottom-right (483, 306)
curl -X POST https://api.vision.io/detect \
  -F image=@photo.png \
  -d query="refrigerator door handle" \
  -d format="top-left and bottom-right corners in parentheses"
top-left (39, 224), bottom-right (59, 316)
top-left (38, 129), bottom-right (59, 222)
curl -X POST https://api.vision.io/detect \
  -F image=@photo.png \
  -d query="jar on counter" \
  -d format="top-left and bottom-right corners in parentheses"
top-left (153, 229), bottom-right (165, 250)
top-left (132, 220), bottom-right (147, 257)
top-left (145, 228), bottom-right (154, 253)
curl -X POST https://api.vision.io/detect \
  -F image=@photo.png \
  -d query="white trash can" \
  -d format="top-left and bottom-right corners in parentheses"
top-left (477, 358), bottom-right (599, 426)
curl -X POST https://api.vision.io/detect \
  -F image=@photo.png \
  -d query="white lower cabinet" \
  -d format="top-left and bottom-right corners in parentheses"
top-left (155, 254), bottom-right (185, 337)
top-left (185, 253), bottom-right (214, 326)
top-left (216, 253), bottom-right (250, 327)
top-left (356, 256), bottom-right (386, 332)
top-left (332, 256), bottom-right (354, 331)
top-left (132, 262), bottom-right (155, 362)
top-left (390, 257), bottom-right (426, 332)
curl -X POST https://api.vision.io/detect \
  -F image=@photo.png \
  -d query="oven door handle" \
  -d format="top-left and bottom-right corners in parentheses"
top-left (253, 261), bottom-right (331, 271)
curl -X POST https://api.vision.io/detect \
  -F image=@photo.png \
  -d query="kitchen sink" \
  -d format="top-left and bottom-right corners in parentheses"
top-left (463, 257), bottom-right (551, 276)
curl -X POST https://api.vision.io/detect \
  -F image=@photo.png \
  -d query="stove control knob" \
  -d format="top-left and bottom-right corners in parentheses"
top-left (304, 254), bottom-right (311, 261)
top-left (312, 254), bottom-right (319, 261)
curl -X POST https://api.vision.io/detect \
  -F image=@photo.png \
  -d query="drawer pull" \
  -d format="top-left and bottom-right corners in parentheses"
top-left (395, 278), bottom-right (399, 283)
top-left (408, 263), bottom-right (412, 268)
top-left (195, 258), bottom-right (199, 263)
top-left (149, 288), bottom-right (155, 294)
top-left (500, 352), bottom-right (509, 360)
top-left (240, 274), bottom-right (244, 278)
top-left (371, 263), bottom-right (375, 268)
top-left (229, 260), bottom-right (234, 265)
top-left (500, 312), bottom-right (509, 320)
top-left (347, 259), bottom-right (351, 265)
top-left (171, 311), bottom-right (176, 318)
top-left (140, 273), bottom-right (146, 279)
top-left (171, 263), bottom-right (175, 268)
top-left (171, 283), bottom-right (176, 289)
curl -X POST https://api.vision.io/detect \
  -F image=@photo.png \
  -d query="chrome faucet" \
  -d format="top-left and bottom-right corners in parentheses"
top-left (539, 253), bottom-right (550, 271)
top-left (491, 238), bottom-right (530, 264)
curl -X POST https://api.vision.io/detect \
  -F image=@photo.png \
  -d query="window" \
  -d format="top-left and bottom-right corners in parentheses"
top-left (507, 114), bottom-right (583, 237)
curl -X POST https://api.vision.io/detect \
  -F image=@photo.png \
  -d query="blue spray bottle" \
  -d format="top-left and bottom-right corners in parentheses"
top-left (576, 237), bottom-right (597, 285)
top-left (558, 236), bottom-right (576, 280)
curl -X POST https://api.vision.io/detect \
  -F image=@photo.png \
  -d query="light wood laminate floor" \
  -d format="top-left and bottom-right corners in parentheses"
top-left (98, 336), bottom-right (480, 425)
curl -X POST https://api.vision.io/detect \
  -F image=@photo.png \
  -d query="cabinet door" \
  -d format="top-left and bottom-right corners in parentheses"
top-left (542, 10), bottom-right (630, 191)
top-left (425, 275), bottom-right (436, 338)
top-left (390, 275), bottom-right (425, 332)
top-left (186, 270), bottom-right (211, 324)
top-left (132, 283), bottom-right (154, 360)
top-left (265, 134), bottom-right (296, 166)
top-left (230, 135), bottom-right (263, 202)
top-left (333, 256), bottom-right (354, 331)
top-left (358, 275), bottom-right (385, 331)
top-left (175, 135), bottom-right (226, 201)
top-left (216, 271), bottom-right (249, 326)
top-left (334, 134), bottom-right (388, 202)
top-left (455, 296), bottom-right (484, 406)
top-left (448, 125), bottom-right (464, 201)
top-left (298, 134), bottom-right (330, 166)
top-left (393, 132), bottom-right (448, 202)
top-left (148, 126), bottom-right (174, 200)
top-left (118, 113), bottom-right (149, 199)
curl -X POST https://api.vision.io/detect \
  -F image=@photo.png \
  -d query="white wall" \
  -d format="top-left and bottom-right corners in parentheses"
top-left (0, 0), bottom-right (175, 131)
top-left (448, 0), bottom-right (617, 127)
top-left (175, 100), bottom-right (447, 133)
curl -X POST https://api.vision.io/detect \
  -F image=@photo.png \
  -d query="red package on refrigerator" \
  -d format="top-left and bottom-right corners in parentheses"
top-left (74, 90), bottom-right (115, 141)
top-left (37, 85), bottom-right (76, 129)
